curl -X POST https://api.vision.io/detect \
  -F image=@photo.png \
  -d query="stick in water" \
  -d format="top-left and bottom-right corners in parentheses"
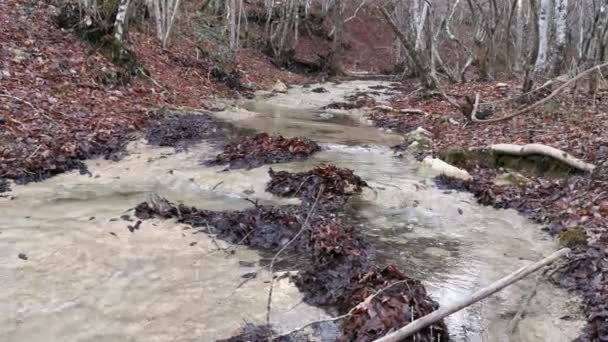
top-left (373, 248), bottom-right (571, 342)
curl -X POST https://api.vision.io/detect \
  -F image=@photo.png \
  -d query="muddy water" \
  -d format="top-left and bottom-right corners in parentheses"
top-left (0, 81), bottom-right (583, 341)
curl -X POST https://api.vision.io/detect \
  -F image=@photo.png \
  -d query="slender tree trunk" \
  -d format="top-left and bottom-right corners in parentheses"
top-left (551, 0), bottom-right (568, 75)
top-left (114, 0), bottom-right (131, 43)
top-left (534, 0), bottom-right (551, 73)
top-left (524, 0), bottom-right (540, 92)
top-left (513, 0), bottom-right (526, 72)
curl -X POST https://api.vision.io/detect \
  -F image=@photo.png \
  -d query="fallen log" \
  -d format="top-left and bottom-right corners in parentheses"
top-left (488, 143), bottom-right (596, 172)
top-left (373, 248), bottom-right (571, 342)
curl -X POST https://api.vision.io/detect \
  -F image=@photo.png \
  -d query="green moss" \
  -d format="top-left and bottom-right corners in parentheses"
top-left (439, 148), bottom-right (576, 179)
top-left (559, 227), bottom-right (587, 248)
top-left (440, 149), bottom-right (497, 170)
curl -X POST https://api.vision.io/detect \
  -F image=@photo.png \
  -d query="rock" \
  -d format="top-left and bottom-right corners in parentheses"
top-left (494, 172), bottom-right (530, 187)
top-left (496, 82), bottom-right (509, 88)
top-left (422, 157), bottom-right (472, 180)
top-left (203, 101), bottom-right (227, 112)
top-left (311, 87), bottom-right (329, 93)
top-left (404, 127), bottom-right (433, 154)
top-left (272, 80), bottom-right (288, 93)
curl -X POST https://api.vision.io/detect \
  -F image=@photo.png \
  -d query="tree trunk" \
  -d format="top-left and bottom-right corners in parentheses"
top-left (113, 0), bottom-right (131, 43)
top-left (534, 0), bottom-right (551, 73)
top-left (523, 0), bottom-right (540, 92)
top-left (551, 0), bottom-right (568, 76)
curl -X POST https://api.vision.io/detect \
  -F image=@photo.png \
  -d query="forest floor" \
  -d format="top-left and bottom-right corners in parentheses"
top-left (367, 80), bottom-right (608, 340)
top-left (0, 0), bottom-right (304, 188)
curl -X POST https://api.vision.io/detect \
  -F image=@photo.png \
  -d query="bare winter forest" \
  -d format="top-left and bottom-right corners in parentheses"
top-left (1, 0), bottom-right (607, 341)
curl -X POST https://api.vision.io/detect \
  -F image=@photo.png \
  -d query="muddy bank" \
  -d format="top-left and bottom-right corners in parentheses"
top-left (205, 133), bottom-right (321, 170)
top-left (135, 165), bottom-right (448, 341)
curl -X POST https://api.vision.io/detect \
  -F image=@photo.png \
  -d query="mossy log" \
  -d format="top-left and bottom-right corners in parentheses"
top-left (489, 144), bottom-right (596, 173)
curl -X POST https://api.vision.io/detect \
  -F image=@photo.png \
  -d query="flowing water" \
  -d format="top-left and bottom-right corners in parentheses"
top-left (0, 81), bottom-right (584, 341)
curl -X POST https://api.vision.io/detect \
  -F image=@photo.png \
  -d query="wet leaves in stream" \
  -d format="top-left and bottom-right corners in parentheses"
top-left (134, 164), bottom-right (447, 341)
top-left (267, 164), bottom-right (368, 211)
top-left (205, 133), bottom-right (321, 170)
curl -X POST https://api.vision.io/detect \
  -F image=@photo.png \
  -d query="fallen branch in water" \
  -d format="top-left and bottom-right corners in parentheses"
top-left (507, 276), bottom-right (540, 334)
top-left (265, 185), bottom-right (324, 325)
top-left (488, 143), bottom-right (596, 172)
top-left (373, 248), bottom-right (571, 342)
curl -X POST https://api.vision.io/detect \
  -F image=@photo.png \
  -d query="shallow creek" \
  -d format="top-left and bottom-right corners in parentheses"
top-left (0, 81), bottom-right (584, 341)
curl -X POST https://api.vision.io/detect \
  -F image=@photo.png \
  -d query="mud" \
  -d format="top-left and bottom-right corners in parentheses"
top-left (267, 164), bottom-right (368, 210)
top-left (205, 133), bottom-right (321, 170)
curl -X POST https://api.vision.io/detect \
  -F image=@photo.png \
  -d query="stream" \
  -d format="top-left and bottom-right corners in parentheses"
top-left (0, 81), bottom-right (584, 341)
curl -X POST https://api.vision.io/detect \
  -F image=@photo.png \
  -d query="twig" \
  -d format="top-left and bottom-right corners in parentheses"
top-left (265, 185), bottom-right (325, 325)
top-left (274, 279), bottom-right (412, 339)
top-left (507, 276), bottom-right (540, 334)
top-left (0, 92), bottom-right (58, 125)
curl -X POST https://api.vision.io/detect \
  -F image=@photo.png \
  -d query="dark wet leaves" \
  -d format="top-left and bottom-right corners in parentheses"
top-left (267, 164), bottom-right (368, 210)
top-left (205, 133), bottom-right (321, 170)
top-left (146, 112), bottom-right (246, 149)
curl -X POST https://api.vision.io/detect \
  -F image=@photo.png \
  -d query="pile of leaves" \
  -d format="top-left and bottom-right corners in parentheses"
top-left (342, 265), bottom-right (447, 342)
top-left (267, 164), bottom-right (368, 210)
top-left (134, 165), bottom-right (447, 341)
top-left (205, 133), bottom-right (321, 169)
top-left (368, 110), bottom-right (428, 134)
top-left (145, 112), bottom-right (247, 149)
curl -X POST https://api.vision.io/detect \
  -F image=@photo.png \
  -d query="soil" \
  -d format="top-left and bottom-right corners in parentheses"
top-left (134, 165), bottom-right (447, 342)
top-left (205, 133), bottom-right (321, 170)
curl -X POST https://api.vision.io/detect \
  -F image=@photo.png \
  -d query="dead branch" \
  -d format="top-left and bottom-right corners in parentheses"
top-left (469, 93), bottom-right (481, 121)
top-left (373, 248), bottom-right (571, 342)
top-left (488, 143), bottom-right (596, 172)
top-left (507, 276), bottom-right (540, 334)
top-left (265, 185), bottom-right (324, 325)
top-left (475, 61), bottom-right (608, 123)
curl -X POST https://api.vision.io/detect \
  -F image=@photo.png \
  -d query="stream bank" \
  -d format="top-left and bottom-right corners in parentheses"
top-left (1, 80), bottom-right (585, 341)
